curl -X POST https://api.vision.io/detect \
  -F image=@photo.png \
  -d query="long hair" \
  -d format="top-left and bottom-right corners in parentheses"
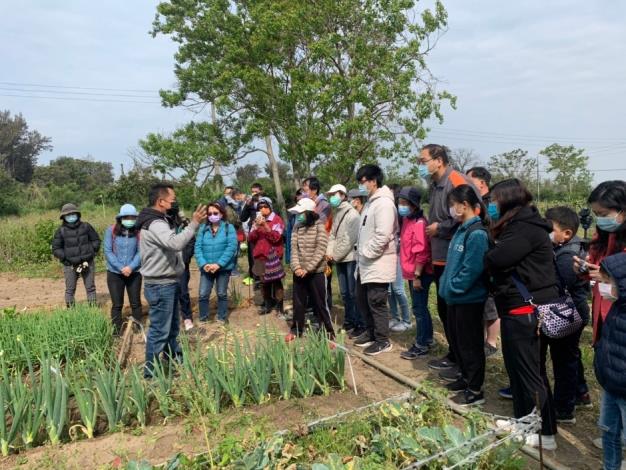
top-left (588, 180), bottom-right (626, 255)
top-left (489, 179), bottom-right (533, 238)
top-left (447, 185), bottom-right (487, 224)
top-left (301, 210), bottom-right (319, 227)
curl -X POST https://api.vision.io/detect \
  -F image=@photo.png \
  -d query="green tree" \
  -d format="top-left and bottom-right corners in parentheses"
top-left (139, 120), bottom-right (256, 196)
top-left (34, 156), bottom-right (113, 194)
top-left (0, 169), bottom-right (24, 215)
top-left (540, 143), bottom-right (592, 198)
top-left (0, 110), bottom-right (52, 183)
top-left (152, 0), bottom-right (453, 205)
top-left (488, 149), bottom-right (537, 187)
top-left (107, 164), bottom-right (161, 208)
top-left (233, 163), bottom-right (262, 192)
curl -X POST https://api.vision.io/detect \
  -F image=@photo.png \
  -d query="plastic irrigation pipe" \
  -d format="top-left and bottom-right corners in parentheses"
top-left (344, 345), bottom-right (570, 470)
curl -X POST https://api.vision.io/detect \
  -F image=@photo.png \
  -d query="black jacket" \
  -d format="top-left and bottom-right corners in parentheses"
top-left (594, 253), bottom-right (626, 396)
top-left (484, 206), bottom-right (559, 313)
top-left (52, 220), bottom-right (101, 266)
top-left (240, 200), bottom-right (257, 230)
top-left (554, 236), bottom-right (591, 324)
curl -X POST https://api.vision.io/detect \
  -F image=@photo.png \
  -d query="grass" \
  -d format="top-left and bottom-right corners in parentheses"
top-left (0, 305), bottom-right (113, 370)
top-left (0, 206), bottom-right (116, 277)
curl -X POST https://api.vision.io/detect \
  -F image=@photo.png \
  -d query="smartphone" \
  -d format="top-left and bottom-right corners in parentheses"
top-left (577, 249), bottom-right (589, 274)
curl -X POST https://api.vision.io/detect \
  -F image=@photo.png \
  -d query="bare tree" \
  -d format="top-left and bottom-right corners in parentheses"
top-left (450, 148), bottom-right (481, 173)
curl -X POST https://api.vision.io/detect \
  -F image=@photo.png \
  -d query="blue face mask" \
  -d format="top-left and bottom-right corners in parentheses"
top-left (487, 202), bottom-right (500, 222)
top-left (418, 164), bottom-right (431, 179)
top-left (65, 214), bottom-right (78, 224)
top-left (358, 184), bottom-right (367, 194)
top-left (296, 213), bottom-right (306, 223)
top-left (398, 206), bottom-right (411, 217)
top-left (596, 212), bottom-right (623, 233)
top-left (121, 219), bottom-right (136, 229)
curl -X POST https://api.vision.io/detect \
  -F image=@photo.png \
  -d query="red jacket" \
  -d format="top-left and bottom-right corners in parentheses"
top-left (589, 232), bottom-right (625, 344)
top-left (248, 213), bottom-right (285, 260)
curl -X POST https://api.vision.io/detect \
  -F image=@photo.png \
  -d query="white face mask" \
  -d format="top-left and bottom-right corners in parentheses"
top-left (449, 206), bottom-right (463, 220)
top-left (549, 232), bottom-right (556, 244)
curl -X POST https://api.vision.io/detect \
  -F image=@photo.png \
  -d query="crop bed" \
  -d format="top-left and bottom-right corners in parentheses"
top-left (132, 391), bottom-right (525, 469)
top-left (0, 314), bottom-right (346, 458)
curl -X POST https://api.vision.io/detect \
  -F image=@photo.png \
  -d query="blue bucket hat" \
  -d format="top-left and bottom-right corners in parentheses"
top-left (116, 203), bottom-right (139, 219)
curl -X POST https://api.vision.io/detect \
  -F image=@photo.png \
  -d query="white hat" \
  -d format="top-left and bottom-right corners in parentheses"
top-left (326, 184), bottom-right (347, 195)
top-left (288, 197), bottom-right (316, 214)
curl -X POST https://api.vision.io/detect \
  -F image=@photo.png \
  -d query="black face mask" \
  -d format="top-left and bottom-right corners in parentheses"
top-left (166, 201), bottom-right (180, 217)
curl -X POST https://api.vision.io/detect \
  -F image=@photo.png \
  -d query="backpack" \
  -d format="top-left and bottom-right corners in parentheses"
top-left (224, 204), bottom-right (242, 231)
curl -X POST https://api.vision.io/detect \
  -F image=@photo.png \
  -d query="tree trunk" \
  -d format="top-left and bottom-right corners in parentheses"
top-left (265, 135), bottom-right (286, 217)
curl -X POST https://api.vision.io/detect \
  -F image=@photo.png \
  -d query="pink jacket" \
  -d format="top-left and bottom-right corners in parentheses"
top-left (400, 217), bottom-right (433, 280)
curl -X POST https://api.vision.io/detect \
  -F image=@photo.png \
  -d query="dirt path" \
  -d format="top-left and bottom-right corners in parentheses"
top-left (0, 272), bottom-right (603, 469)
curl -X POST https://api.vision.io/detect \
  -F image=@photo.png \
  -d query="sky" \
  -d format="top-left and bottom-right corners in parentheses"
top-left (1, 0), bottom-right (625, 183)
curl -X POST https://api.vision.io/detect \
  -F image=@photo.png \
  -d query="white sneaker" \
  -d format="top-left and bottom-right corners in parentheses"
top-left (184, 319), bottom-right (194, 331)
top-left (389, 319), bottom-right (400, 329)
top-left (495, 419), bottom-right (519, 433)
top-left (525, 434), bottom-right (557, 451)
top-left (390, 322), bottom-right (408, 332)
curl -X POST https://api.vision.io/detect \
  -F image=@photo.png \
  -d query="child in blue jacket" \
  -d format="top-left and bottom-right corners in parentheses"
top-left (195, 202), bottom-right (238, 323)
top-left (439, 185), bottom-right (490, 407)
top-left (104, 204), bottom-right (142, 335)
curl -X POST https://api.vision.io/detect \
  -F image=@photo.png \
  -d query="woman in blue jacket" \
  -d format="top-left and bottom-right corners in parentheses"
top-left (439, 185), bottom-right (490, 407)
top-left (104, 204), bottom-right (142, 335)
top-left (195, 202), bottom-right (238, 323)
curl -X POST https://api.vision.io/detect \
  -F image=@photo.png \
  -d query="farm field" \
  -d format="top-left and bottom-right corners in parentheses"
top-left (0, 265), bottom-right (605, 469)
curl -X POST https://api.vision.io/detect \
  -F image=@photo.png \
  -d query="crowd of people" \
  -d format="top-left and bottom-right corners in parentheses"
top-left (51, 144), bottom-right (626, 468)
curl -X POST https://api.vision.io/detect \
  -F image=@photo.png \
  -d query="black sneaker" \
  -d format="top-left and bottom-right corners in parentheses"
top-left (576, 393), bottom-right (593, 409)
top-left (428, 356), bottom-right (456, 370)
top-left (556, 411), bottom-right (576, 424)
top-left (438, 366), bottom-right (462, 383)
top-left (446, 378), bottom-right (467, 392)
top-left (349, 326), bottom-right (368, 339)
top-left (353, 332), bottom-right (375, 348)
top-left (364, 341), bottom-right (393, 356)
top-left (400, 344), bottom-right (429, 360)
top-left (452, 389), bottom-right (485, 407)
top-left (498, 386), bottom-right (513, 400)
top-left (484, 343), bottom-right (498, 357)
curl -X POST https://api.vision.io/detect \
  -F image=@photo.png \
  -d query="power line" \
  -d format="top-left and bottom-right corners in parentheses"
top-left (430, 127), bottom-right (626, 144)
top-left (0, 86), bottom-right (159, 99)
top-left (0, 81), bottom-right (156, 93)
top-left (0, 93), bottom-right (161, 104)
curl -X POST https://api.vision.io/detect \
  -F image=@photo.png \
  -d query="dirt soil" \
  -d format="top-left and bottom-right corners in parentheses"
top-left (0, 271), bottom-right (604, 469)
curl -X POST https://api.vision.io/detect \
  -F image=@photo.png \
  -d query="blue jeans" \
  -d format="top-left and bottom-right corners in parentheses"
top-left (336, 261), bottom-right (364, 329)
top-left (178, 264), bottom-right (192, 321)
top-left (388, 259), bottom-right (410, 324)
top-left (409, 274), bottom-right (433, 347)
top-left (198, 270), bottom-right (231, 321)
top-left (599, 389), bottom-right (626, 470)
top-left (144, 282), bottom-right (182, 377)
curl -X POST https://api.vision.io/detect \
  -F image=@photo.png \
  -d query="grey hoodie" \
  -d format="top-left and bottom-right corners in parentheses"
top-left (136, 208), bottom-right (199, 284)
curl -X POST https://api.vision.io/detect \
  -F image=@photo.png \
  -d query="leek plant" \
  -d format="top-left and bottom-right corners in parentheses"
top-left (40, 357), bottom-right (68, 445)
top-left (94, 361), bottom-right (127, 432)
top-left (150, 359), bottom-right (174, 420)
top-left (70, 383), bottom-right (98, 439)
top-left (128, 366), bottom-right (149, 428)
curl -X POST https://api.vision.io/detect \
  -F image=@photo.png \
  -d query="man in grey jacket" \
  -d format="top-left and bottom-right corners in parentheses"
top-left (136, 183), bottom-right (207, 378)
top-left (418, 144), bottom-right (476, 372)
top-left (352, 165), bottom-right (398, 356)
top-left (326, 184), bottom-right (364, 335)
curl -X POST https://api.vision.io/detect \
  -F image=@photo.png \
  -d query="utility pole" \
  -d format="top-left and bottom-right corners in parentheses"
top-left (536, 153), bottom-right (540, 202)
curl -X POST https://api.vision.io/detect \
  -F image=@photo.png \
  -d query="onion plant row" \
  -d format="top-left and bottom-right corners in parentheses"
top-left (0, 327), bottom-right (345, 456)
top-left (0, 305), bottom-right (113, 370)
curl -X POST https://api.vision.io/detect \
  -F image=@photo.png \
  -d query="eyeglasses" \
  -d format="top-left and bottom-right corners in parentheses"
top-left (208, 212), bottom-right (220, 216)
top-left (419, 158), bottom-right (434, 164)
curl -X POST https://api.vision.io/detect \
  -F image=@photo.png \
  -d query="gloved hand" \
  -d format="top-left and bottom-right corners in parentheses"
top-left (75, 261), bottom-right (89, 273)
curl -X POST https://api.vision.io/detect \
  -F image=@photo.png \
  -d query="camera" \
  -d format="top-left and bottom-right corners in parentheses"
top-left (579, 208), bottom-right (593, 233)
